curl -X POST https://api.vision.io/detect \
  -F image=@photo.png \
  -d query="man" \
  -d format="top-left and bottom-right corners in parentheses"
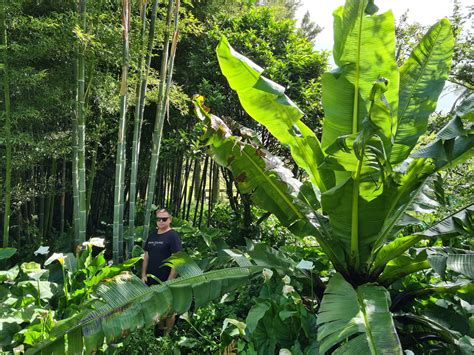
top-left (142, 208), bottom-right (182, 336)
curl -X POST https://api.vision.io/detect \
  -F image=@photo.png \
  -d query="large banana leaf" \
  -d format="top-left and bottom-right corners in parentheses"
top-left (412, 116), bottom-right (474, 170)
top-left (29, 267), bottom-right (262, 353)
top-left (322, 0), bottom-right (398, 153)
top-left (390, 19), bottom-right (454, 164)
top-left (317, 273), bottom-right (402, 354)
top-left (194, 97), bottom-right (347, 273)
top-left (429, 251), bottom-right (474, 279)
top-left (369, 204), bottom-right (474, 277)
top-left (216, 36), bottom-right (334, 192)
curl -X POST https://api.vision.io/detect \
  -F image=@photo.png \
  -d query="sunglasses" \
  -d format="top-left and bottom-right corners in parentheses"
top-left (156, 217), bottom-right (170, 222)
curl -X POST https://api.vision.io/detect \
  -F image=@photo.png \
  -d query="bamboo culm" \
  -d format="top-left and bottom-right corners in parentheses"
top-left (113, 0), bottom-right (130, 263)
top-left (142, 0), bottom-right (180, 239)
top-left (1, 0), bottom-right (12, 247)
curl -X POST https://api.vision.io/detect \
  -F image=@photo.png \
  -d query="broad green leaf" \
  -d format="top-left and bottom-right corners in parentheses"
top-left (323, 2), bottom-right (398, 152)
top-left (446, 254), bottom-right (474, 279)
top-left (317, 273), bottom-right (402, 354)
top-left (379, 252), bottom-right (430, 286)
top-left (370, 205), bottom-right (473, 276)
top-left (246, 302), bottom-right (271, 333)
top-left (163, 251), bottom-right (203, 278)
top-left (31, 267), bottom-right (262, 353)
top-left (412, 116), bottom-right (474, 170)
top-left (429, 253), bottom-right (474, 279)
top-left (195, 99), bottom-right (346, 271)
top-left (216, 36), bottom-right (334, 192)
top-left (0, 247), bottom-right (16, 261)
top-left (391, 19), bottom-right (454, 164)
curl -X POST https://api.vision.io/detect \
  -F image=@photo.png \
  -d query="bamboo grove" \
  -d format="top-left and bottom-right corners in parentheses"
top-left (1, 0), bottom-right (327, 260)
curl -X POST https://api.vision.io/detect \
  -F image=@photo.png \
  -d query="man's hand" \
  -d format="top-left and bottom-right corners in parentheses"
top-left (141, 275), bottom-right (148, 284)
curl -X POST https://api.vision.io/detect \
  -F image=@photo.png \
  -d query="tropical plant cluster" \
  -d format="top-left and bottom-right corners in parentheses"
top-left (0, 0), bottom-right (473, 354)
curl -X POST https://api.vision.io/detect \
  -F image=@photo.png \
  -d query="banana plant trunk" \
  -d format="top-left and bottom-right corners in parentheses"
top-left (113, 0), bottom-right (130, 263)
top-left (142, 0), bottom-right (180, 239)
top-left (1, 0), bottom-right (12, 247)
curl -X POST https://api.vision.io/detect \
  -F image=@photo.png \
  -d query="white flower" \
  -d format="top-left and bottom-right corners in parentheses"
top-left (34, 246), bottom-right (50, 256)
top-left (44, 253), bottom-right (66, 266)
top-left (82, 237), bottom-right (105, 248)
top-left (262, 268), bottom-right (273, 282)
top-left (282, 285), bottom-right (295, 297)
top-left (282, 275), bottom-right (291, 285)
top-left (279, 349), bottom-right (292, 355)
top-left (179, 312), bottom-right (190, 321)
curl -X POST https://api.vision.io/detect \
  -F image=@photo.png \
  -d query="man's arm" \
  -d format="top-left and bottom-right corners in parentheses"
top-left (142, 251), bottom-right (149, 283)
top-left (167, 268), bottom-right (178, 280)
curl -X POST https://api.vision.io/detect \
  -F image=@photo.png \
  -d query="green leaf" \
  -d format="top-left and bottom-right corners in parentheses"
top-left (324, 2), bottom-right (398, 153)
top-left (391, 19), bottom-right (454, 164)
top-left (412, 116), bottom-right (474, 170)
top-left (317, 274), bottom-right (402, 354)
top-left (0, 247), bottom-right (16, 261)
top-left (370, 205), bottom-right (474, 276)
top-left (195, 99), bottom-right (346, 271)
top-left (0, 265), bottom-right (19, 282)
top-left (378, 252), bottom-right (430, 286)
top-left (163, 251), bottom-right (203, 278)
top-left (31, 267), bottom-right (262, 353)
top-left (246, 302), bottom-right (271, 333)
top-left (216, 36), bottom-right (334, 192)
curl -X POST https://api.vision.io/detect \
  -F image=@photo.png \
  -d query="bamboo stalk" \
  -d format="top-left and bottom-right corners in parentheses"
top-left (142, 0), bottom-right (180, 239)
top-left (60, 159), bottom-right (66, 236)
top-left (76, 0), bottom-right (87, 244)
top-left (113, 0), bottom-right (130, 263)
top-left (1, 0), bottom-right (12, 247)
top-left (128, 0), bottom-right (159, 258)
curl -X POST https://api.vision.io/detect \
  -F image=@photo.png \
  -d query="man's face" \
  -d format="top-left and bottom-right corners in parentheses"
top-left (156, 212), bottom-right (172, 229)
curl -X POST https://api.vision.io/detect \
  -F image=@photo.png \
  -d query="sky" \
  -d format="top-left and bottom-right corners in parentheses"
top-left (295, 0), bottom-right (472, 112)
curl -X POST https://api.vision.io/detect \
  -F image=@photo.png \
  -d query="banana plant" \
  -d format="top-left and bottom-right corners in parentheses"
top-left (28, 264), bottom-right (262, 353)
top-left (193, 0), bottom-right (473, 352)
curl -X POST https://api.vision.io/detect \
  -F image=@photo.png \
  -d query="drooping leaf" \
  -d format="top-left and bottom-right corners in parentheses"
top-left (391, 19), bottom-right (454, 164)
top-left (195, 98), bottom-right (347, 272)
top-left (317, 273), bottom-right (402, 354)
top-left (30, 267), bottom-right (262, 353)
top-left (370, 205), bottom-right (474, 276)
top-left (216, 36), bottom-right (334, 192)
top-left (412, 116), bottom-right (474, 170)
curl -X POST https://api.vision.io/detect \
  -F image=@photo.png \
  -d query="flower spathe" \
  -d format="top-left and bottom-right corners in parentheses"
top-left (82, 237), bottom-right (105, 248)
top-left (44, 252), bottom-right (66, 266)
top-left (34, 246), bottom-right (50, 256)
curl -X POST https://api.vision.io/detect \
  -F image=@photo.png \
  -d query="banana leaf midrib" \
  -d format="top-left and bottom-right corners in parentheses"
top-left (356, 288), bottom-right (377, 354)
top-left (396, 22), bottom-right (445, 137)
top-left (371, 160), bottom-right (428, 251)
top-left (33, 267), bottom-right (261, 353)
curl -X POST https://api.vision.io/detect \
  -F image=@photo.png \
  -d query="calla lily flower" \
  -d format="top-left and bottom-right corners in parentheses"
top-left (44, 252), bottom-right (66, 266)
top-left (82, 237), bottom-right (105, 248)
top-left (34, 246), bottom-right (50, 256)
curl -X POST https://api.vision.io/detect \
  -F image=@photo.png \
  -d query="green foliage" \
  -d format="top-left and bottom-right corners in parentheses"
top-left (194, 0), bottom-right (474, 353)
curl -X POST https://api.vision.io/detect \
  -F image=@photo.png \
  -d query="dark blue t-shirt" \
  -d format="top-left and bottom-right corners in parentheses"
top-left (144, 229), bottom-right (182, 283)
